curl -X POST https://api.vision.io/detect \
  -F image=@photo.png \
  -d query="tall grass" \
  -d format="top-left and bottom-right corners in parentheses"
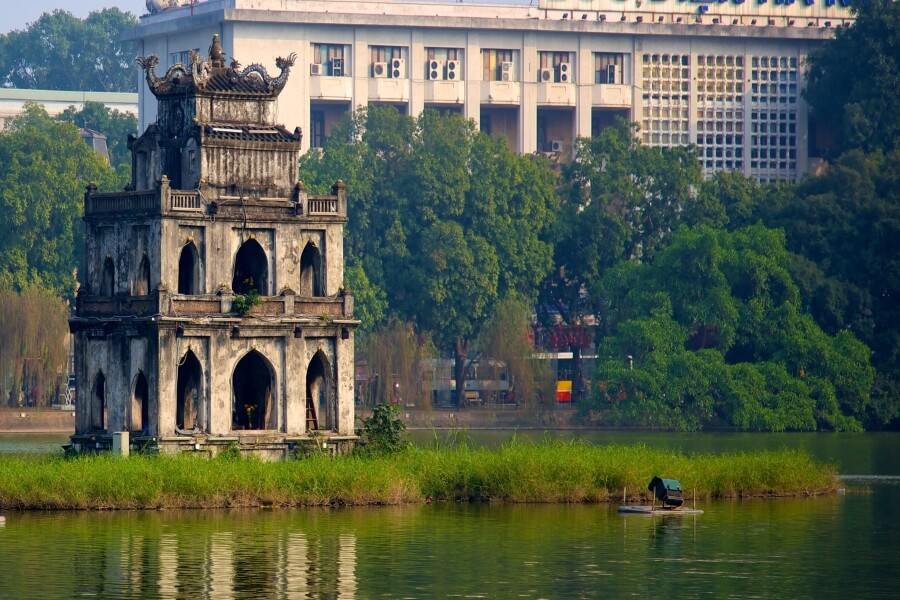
top-left (0, 439), bottom-right (838, 510)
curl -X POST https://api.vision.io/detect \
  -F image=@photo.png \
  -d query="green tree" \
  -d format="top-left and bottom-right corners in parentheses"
top-left (301, 107), bottom-right (559, 406)
top-left (804, 0), bottom-right (900, 155)
top-left (0, 103), bottom-right (123, 296)
top-left (0, 9), bottom-right (138, 92)
top-left (56, 101), bottom-right (138, 171)
top-left (588, 225), bottom-right (874, 431)
top-left (737, 150), bottom-right (900, 427)
top-left (540, 119), bottom-right (721, 401)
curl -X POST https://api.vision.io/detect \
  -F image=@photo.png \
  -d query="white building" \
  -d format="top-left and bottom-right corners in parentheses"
top-left (130, 0), bottom-right (853, 181)
top-left (0, 89), bottom-right (138, 130)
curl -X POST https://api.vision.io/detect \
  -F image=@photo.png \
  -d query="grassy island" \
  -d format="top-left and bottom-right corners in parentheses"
top-left (0, 439), bottom-right (839, 510)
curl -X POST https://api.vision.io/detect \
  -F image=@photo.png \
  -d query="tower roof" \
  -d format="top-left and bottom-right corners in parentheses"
top-left (137, 34), bottom-right (296, 99)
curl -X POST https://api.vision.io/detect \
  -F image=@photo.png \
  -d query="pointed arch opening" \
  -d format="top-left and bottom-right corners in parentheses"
top-left (306, 351), bottom-right (335, 431)
top-left (232, 239), bottom-right (268, 295)
top-left (135, 254), bottom-right (151, 296)
top-left (101, 257), bottom-right (115, 296)
top-left (178, 241), bottom-right (201, 295)
top-left (176, 350), bottom-right (202, 432)
top-left (91, 371), bottom-right (106, 431)
top-left (232, 350), bottom-right (275, 430)
top-left (300, 243), bottom-right (325, 297)
top-left (131, 371), bottom-right (149, 433)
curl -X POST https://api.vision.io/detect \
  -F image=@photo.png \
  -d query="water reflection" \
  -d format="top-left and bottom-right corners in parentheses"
top-left (1, 492), bottom-right (899, 599)
top-left (150, 526), bottom-right (358, 599)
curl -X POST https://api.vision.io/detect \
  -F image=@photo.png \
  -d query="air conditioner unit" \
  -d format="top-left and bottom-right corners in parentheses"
top-left (539, 67), bottom-right (554, 83)
top-left (391, 57), bottom-right (406, 78)
top-left (501, 61), bottom-right (515, 82)
top-left (331, 57), bottom-right (344, 77)
top-left (310, 63), bottom-right (324, 76)
top-left (428, 59), bottom-right (445, 81)
top-left (550, 140), bottom-right (564, 152)
top-left (373, 61), bottom-right (388, 78)
top-left (558, 62), bottom-right (571, 83)
top-left (446, 60), bottom-right (460, 80)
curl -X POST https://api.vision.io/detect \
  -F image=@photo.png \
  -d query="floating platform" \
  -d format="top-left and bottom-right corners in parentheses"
top-left (617, 505), bottom-right (704, 515)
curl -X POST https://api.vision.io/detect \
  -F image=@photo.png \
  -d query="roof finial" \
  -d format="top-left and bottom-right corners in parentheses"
top-left (209, 34), bottom-right (225, 68)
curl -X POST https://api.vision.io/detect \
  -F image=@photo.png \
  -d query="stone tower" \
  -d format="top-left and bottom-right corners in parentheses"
top-left (69, 37), bottom-right (358, 457)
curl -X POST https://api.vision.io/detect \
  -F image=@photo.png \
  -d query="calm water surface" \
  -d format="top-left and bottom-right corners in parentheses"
top-left (1, 432), bottom-right (898, 599)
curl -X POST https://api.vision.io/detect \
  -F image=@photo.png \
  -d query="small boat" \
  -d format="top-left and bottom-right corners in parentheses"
top-left (617, 505), bottom-right (704, 515)
top-left (617, 477), bottom-right (704, 515)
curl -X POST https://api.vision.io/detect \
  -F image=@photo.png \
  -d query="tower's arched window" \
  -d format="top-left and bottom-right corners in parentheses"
top-left (131, 371), bottom-right (149, 433)
top-left (306, 351), bottom-right (335, 431)
top-left (178, 242), bottom-right (201, 295)
top-left (91, 371), bottom-right (106, 431)
top-left (135, 254), bottom-right (151, 296)
top-left (300, 243), bottom-right (325, 297)
top-left (176, 350), bottom-right (202, 432)
top-left (101, 257), bottom-right (115, 296)
top-left (232, 350), bottom-right (275, 430)
top-left (232, 239), bottom-right (268, 295)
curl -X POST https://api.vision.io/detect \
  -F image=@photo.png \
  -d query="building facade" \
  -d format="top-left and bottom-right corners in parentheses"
top-left (69, 37), bottom-right (358, 457)
top-left (131, 0), bottom-right (852, 181)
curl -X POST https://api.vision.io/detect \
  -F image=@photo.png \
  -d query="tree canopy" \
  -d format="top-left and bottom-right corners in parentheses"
top-left (705, 151), bottom-right (900, 427)
top-left (0, 8), bottom-right (138, 92)
top-left (804, 0), bottom-right (900, 155)
top-left (0, 103), bottom-right (124, 296)
top-left (587, 225), bottom-right (874, 431)
top-left (541, 119), bottom-right (723, 329)
top-left (300, 107), bottom-right (559, 404)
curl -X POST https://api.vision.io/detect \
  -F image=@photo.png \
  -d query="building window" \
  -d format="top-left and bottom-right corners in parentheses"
top-left (483, 49), bottom-right (515, 82)
top-left (595, 53), bottom-right (625, 84)
top-left (749, 55), bottom-right (799, 180)
top-left (425, 48), bottom-right (463, 81)
top-left (311, 111), bottom-right (325, 148)
top-left (312, 43), bottom-right (349, 76)
top-left (169, 49), bottom-right (198, 67)
top-left (370, 46), bottom-right (405, 78)
top-left (538, 51), bottom-right (573, 83)
top-left (640, 53), bottom-right (690, 150)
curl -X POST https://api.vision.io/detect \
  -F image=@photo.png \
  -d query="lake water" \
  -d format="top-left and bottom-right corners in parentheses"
top-left (1, 432), bottom-right (899, 599)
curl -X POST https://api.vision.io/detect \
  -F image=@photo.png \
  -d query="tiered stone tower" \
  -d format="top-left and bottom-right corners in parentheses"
top-left (69, 36), bottom-right (357, 457)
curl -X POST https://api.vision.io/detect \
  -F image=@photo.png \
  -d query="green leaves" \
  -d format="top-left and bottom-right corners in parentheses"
top-left (0, 9), bottom-right (137, 93)
top-left (0, 103), bottom-right (121, 296)
top-left (586, 225), bottom-right (874, 432)
top-left (302, 106), bottom-right (558, 348)
top-left (804, 0), bottom-right (900, 155)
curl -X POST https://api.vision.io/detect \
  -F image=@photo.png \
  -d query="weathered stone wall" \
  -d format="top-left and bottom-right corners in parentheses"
top-left (85, 220), bottom-right (162, 296)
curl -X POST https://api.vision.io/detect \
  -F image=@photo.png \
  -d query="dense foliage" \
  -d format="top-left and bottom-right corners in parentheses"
top-left (301, 106), bottom-right (559, 404)
top-left (804, 0), bottom-right (900, 155)
top-left (0, 103), bottom-right (124, 296)
top-left (0, 9), bottom-right (138, 92)
top-left (702, 152), bottom-right (900, 427)
top-left (584, 226), bottom-right (873, 431)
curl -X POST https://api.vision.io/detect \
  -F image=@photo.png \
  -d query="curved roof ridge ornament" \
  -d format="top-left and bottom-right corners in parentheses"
top-left (136, 37), bottom-right (296, 98)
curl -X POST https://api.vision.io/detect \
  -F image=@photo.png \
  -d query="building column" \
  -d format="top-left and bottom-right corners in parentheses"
top-left (576, 45), bottom-right (593, 141)
top-left (465, 32), bottom-right (481, 128)
top-left (409, 31), bottom-right (426, 118)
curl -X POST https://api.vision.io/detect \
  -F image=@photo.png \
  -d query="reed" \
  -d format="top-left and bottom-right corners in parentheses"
top-left (0, 440), bottom-right (838, 510)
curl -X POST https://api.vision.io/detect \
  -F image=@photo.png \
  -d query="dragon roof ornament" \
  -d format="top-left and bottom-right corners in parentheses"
top-left (136, 35), bottom-right (296, 98)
